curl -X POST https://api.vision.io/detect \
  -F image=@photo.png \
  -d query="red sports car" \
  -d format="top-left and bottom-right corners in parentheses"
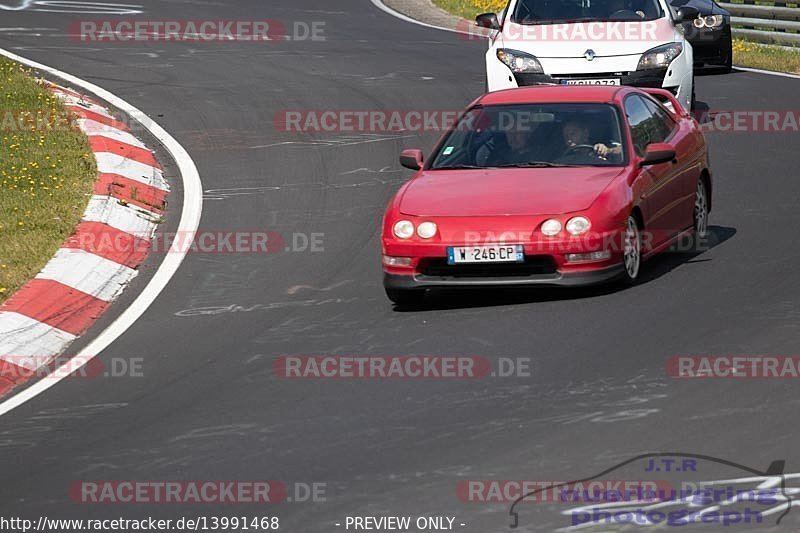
top-left (381, 85), bottom-right (712, 306)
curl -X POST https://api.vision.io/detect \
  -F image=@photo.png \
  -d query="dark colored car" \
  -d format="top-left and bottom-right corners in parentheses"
top-left (671, 0), bottom-right (733, 71)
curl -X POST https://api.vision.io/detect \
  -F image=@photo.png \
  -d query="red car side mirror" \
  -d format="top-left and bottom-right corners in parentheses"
top-left (640, 143), bottom-right (676, 166)
top-left (400, 149), bottom-right (424, 170)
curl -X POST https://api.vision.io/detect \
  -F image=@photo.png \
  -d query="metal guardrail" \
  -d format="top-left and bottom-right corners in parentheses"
top-left (719, 1), bottom-right (800, 45)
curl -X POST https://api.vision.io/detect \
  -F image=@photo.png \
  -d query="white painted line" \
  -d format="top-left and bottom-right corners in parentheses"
top-left (78, 118), bottom-right (146, 148)
top-left (733, 66), bottom-right (800, 80)
top-left (0, 312), bottom-right (76, 362)
top-left (368, 0), bottom-right (463, 34)
top-left (0, 48), bottom-right (203, 417)
top-left (83, 195), bottom-right (159, 237)
top-left (0, 1), bottom-right (34, 11)
top-left (36, 248), bottom-right (138, 302)
top-left (95, 152), bottom-right (168, 191)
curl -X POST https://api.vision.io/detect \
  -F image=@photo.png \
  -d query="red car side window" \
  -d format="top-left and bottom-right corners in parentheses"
top-left (624, 95), bottom-right (653, 157)
top-left (641, 97), bottom-right (678, 142)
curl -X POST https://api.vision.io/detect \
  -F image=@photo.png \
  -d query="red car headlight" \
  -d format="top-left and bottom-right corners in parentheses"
top-left (566, 217), bottom-right (591, 236)
top-left (393, 220), bottom-right (414, 239)
top-left (416, 222), bottom-right (438, 239)
top-left (541, 219), bottom-right (562, 237)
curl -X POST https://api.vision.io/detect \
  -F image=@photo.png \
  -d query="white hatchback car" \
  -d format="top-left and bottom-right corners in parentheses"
top-left (478, 0), bottom-right (700, 110)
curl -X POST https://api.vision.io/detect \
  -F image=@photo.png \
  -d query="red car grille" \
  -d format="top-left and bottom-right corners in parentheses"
top-left (419, 256), bottom-right (558, 279)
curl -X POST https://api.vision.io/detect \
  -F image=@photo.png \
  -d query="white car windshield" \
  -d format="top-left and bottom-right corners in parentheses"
top-left (512, 0), bottom-right (665, 23)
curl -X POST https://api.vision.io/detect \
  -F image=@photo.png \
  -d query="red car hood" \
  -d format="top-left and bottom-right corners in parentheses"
top-left (399, 167), bottom-right (626, 217)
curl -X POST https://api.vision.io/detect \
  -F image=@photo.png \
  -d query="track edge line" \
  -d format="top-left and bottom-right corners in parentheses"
top-left (0, 47), bottom-right (203, 417)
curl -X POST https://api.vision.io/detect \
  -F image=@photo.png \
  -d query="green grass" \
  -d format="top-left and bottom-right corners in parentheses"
top-left (0, 58), bottom-right (96, 303)
top-left (432, 0), bottom-right (508, 19)
top-left (732, 38), bottom-right (800, 73)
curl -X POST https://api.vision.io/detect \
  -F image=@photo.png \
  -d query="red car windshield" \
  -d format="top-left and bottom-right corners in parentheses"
top-left (430, 103), bottom-right (627, 170)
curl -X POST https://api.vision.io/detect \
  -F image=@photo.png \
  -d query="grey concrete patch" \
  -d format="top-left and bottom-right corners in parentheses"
top-left (382, 0), bottom-right (492, 36)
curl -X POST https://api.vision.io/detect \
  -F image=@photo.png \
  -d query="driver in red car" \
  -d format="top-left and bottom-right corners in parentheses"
top-left (561, 120), bottom-right (623, 161)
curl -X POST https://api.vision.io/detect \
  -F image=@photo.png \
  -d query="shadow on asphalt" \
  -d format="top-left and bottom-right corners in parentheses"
top-left (392, 225), bottom-right (736, 312)
top-left (697, 66), bottom-right (738, 77)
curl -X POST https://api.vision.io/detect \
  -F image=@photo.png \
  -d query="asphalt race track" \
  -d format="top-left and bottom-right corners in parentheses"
top-left (1, 1), bottom-right (800, 531)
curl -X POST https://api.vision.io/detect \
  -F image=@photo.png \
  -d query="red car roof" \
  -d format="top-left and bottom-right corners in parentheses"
top-left (476, 85), bottom-right (629, 106)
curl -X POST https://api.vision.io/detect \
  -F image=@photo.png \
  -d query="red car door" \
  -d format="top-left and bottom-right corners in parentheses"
top-left (624, 94), bottom-right (685, 247)
top-left (641, 97), bottom-right (703, 232)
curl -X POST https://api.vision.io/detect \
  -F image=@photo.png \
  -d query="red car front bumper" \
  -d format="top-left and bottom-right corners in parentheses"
top-left (382, 229), bottom-right (627, 289)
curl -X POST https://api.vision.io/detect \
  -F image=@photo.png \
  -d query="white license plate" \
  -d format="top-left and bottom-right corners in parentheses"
top-left (447, 245), bottom-right (524, 265)
top-left (562, 78), bottom-right (620, 85)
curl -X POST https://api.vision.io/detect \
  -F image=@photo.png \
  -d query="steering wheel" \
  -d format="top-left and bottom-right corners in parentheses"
top-left (559, 144), bottom-right (607, 163)
top-left (564, 144), bottom-right (598, 156)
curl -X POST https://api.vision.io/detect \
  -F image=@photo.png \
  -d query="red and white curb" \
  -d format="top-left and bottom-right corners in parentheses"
top-left (0, 83), bottom-right (169, 397)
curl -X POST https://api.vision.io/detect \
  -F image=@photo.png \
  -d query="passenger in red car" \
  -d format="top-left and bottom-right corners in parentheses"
top-left (476, 120), bottom-right (558, 166)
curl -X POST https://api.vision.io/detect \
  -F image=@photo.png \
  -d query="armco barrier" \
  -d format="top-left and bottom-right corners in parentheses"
top-left (720, 1), bottom-right (800, 46)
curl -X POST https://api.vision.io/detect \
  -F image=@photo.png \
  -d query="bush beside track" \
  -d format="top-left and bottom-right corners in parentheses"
top-left (432, 0), bottom-right (506, 19)
top-left (732, 38), bottom-right (800, 72)
top-left (0, 58), bottom-right (96, 303)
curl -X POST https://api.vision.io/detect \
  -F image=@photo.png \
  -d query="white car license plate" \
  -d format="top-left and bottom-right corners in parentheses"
top-left (562, 78), bottom-right (620, 86)
top-left (447, 245), bottom-right (524, 265)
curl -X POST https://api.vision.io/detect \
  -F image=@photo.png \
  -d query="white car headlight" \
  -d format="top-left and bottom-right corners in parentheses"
top-left (541, 219), bottom-right (562, 236)
top-left (637, 43), bottom-right (683, 70)
top-left (496, 48), bottom-right (544, 74)
top-left (566, 217), bottom-right (591, 236)
top-left (417, 221), bottom-right (437, 239)
top-left (393, 220), bottom-right (415, 239)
